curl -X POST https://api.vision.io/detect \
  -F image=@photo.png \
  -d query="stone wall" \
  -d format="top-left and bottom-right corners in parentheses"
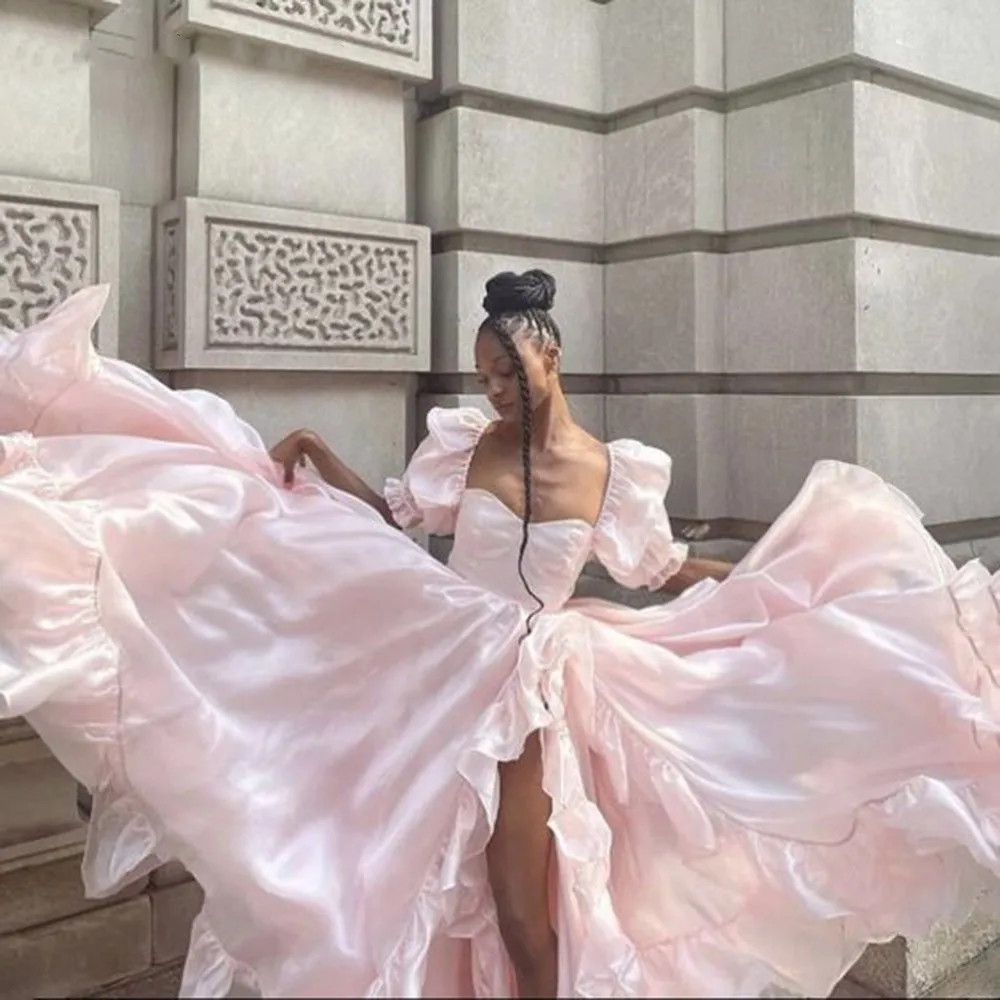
top-left (3, 0), bottom-right (1000, 997)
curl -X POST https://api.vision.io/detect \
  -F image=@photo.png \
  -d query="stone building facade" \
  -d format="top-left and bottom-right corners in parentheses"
top-left (2, 0), bottom-right (1000, 996)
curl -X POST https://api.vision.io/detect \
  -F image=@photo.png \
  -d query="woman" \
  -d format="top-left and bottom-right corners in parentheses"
top-left (269, 270), bottom-right (733, 997)
top-left (2, 273), bottom-right (1000, 999)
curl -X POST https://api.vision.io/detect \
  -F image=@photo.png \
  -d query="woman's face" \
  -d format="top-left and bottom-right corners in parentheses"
top-left (474, 327), bottom-right (557, 424)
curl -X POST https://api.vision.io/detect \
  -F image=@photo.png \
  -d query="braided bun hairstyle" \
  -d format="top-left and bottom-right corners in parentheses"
top-left (480, 269), bottom-right (563, 634)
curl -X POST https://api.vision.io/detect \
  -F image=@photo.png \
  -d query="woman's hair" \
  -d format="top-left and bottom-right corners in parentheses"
top-left (479, 269), bottom-right (562, 635)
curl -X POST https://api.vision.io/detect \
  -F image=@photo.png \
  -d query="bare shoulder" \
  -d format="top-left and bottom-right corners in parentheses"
top-left (565, 426), bottom-right (611, 475)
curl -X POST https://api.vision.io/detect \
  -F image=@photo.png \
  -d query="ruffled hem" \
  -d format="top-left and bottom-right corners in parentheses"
top-left (7, 423), bottom-right (1000, 998)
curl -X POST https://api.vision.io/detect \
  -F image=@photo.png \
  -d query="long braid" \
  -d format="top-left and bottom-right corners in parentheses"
top-left (480, 269), bottom-right (562, 639)
top-left (490, 320), bottom-right (544, 636)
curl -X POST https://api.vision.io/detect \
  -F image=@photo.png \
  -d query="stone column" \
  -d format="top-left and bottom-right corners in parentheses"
top-left (157, 0), bottom-right (432, 491)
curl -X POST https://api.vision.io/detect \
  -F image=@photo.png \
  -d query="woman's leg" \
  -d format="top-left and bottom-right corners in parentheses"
top-left (486, 730), bottom-right (558, 998)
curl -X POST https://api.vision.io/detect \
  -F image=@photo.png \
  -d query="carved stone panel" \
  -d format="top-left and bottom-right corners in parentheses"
top-left (162, 0), bottom-right (431, 81)
top-left (155, 197), bottom-right (430, 371)
top-left (0, 176), bottom-right (120, 355)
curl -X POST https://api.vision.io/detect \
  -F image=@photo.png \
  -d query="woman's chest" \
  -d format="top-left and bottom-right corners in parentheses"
top-left (447, 491), bottom-right (595, 610)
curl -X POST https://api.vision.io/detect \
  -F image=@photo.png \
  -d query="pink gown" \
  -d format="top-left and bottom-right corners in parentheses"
top-left (3, 285), bottom-right (1000, 999)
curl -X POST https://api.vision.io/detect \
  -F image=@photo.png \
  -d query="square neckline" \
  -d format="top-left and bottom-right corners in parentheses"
top-left (460, 420), bottom-right (617, 531)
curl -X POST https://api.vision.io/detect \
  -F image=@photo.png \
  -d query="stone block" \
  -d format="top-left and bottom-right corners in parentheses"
top-left (62, 0), bottom-right (121, 17)
top-left (605, 394), bottom-right (727, 519)
top-left (416, 108), bottom-right (604, 244)
top-left (0, 895), bottom-right (151, 1000)
top-left (854, 83), bottom-right (1000, 237)
top-left (431, 252), bottom-right (603, 374)
top-left (856, 396), bottom-right (1000, 524)
top-left (162, 0), bottom-right (432, 81)
top-left (726, 83), bottom-right (854, 231)
top-left (0, 0), bottom-right (92, 184)
top-left (90, 8), bottom-right (175, 208)
top-left (855, 0), bottom-right (1000, 104)
top-left (604, 0), bottom-right (724, 112)
top-left (724, 240), bottom-right (856, 372)
top-left (0, 174), bottom-right (120, 355)
top-left (151, 881), bottom-right (204, 964)
top-left (86, 958), bottom-right (184, 999)
top-left (605, 253), bottom-right (724, 372)
top-left (724, 0), bottom-right (853, 91)
top-left (605, 110), bottom-right (724, 243)
top-left (117, 205), bottom-right (155, 370)
top-left (927, 941), bottom-right (1000, 998)
top-left (175, 36), bottom-right (407, 219)
top-left (149, 861), bottom-right (193, 888)
top-left (0, 851), bottom-right (146, 937)
top-left (724, 395), bottom-right (857, 522)
top-left (173, 370), bottom-right (414, 493)
top-left (725, 238), bottom-right (1000, 374)
top-left (0, 735), bottom-right (84, 856)
top-left (431, 0), bottom-right (603, 114)
top-left (855, 240), bottom-right (1000, 374)
top-left (155, 197), bottom-right (430, 372)
top-left (850, 906), bottom-right (1000, 997)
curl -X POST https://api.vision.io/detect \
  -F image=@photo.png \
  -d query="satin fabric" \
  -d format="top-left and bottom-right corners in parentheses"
top-left (2, 286), bottom-right (1000, 999)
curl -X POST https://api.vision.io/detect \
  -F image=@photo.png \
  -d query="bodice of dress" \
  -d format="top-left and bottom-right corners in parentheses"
top-left (449, 490), bottom-right (596, 609)
top-left (385, 407), bottom-right (690, 610)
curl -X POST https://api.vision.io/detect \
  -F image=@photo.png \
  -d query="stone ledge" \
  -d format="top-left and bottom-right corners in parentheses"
top-left (0, 895), bottom-right (152, 1000)
top-left (155, 197), bottom-right (430, 373)
top-left (0, 174), bottom-right (120, 355)
top-left (162, 0), bottom-right (432, 82)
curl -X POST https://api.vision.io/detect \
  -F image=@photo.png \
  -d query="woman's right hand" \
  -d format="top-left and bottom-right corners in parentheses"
top-left (269, 429), bottom-right (319, 486)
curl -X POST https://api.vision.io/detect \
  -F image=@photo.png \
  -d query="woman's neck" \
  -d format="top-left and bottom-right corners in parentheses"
top-left (529, 389), bottom-right (575, 449)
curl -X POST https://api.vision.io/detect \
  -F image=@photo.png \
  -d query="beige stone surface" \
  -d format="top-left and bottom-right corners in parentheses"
top-left (855, 240), bottom-right (1000, 374)
top-left (432, 0), bottom-right (603, 113)
top-left (155, 198), bottom-right (430, 373)
top-left (0, 0), bottom-right (92, 183)
top-left (85, 959), bottom-right (184, 999)
top-left (724, 395), bottom-right (858, 522)
top-left (0, 896), bottom-right (152, 1000)
top-left (856, 396), bottom-right (1000, 524)
top-left (726, 84), bottom-right (855, 231)
top-left (605, 109), bottom-right (724, 242)
top-left (724, 0), bottom-right (853, 91)
top-left (177, 36), bottom-right (407, 220)
top-left (90, 0), bottom-right (174, 208)
top-left (604, 394), bottom-right (727, 519)
top-left (855, 0), bottom-right (1000, 103)
top-left (605, 0), bottom-right (724, 112)
top-left (0, 737), bottom-right (84, 855)
top-left (605, 253), bottom-right (724, 372)
top-left (164, 0), bottom-right (432, 82)
top-left (855, 83), bottom-right (1000, 237)
top-left (151, 881), bottom-right (204, 964)
top-left (417, 108), bottom-right (604, 243)
top-left (0, 851), bottom-right (146, 937)
top-left (0, 173), bottom-right (121, 355)
top-left (116, 204), bottom-right (155, 370)
top-left (431, 252), bottom-right (603, 374)
top-left (174, 370), bottom-right (414, 493)
top-left (724, 240), bottom-right (856, 373)
top-left (149, 861), bottom-right (193, 888)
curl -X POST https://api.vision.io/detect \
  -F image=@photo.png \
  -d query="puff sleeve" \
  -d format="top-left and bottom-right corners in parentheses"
top-left (383, 407), bottom-right (490, 535)
top-left (592, 440), bottom-right (689, 590)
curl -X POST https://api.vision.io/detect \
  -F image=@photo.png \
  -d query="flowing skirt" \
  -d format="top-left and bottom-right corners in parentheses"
top-left (3, 287), bottom-right (1000, 998)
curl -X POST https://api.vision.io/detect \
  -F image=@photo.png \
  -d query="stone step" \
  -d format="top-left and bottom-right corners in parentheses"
top-left (0, 896), bottom-right (152, 1000)
top-left (0, 723), bottom-right (83, 860)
